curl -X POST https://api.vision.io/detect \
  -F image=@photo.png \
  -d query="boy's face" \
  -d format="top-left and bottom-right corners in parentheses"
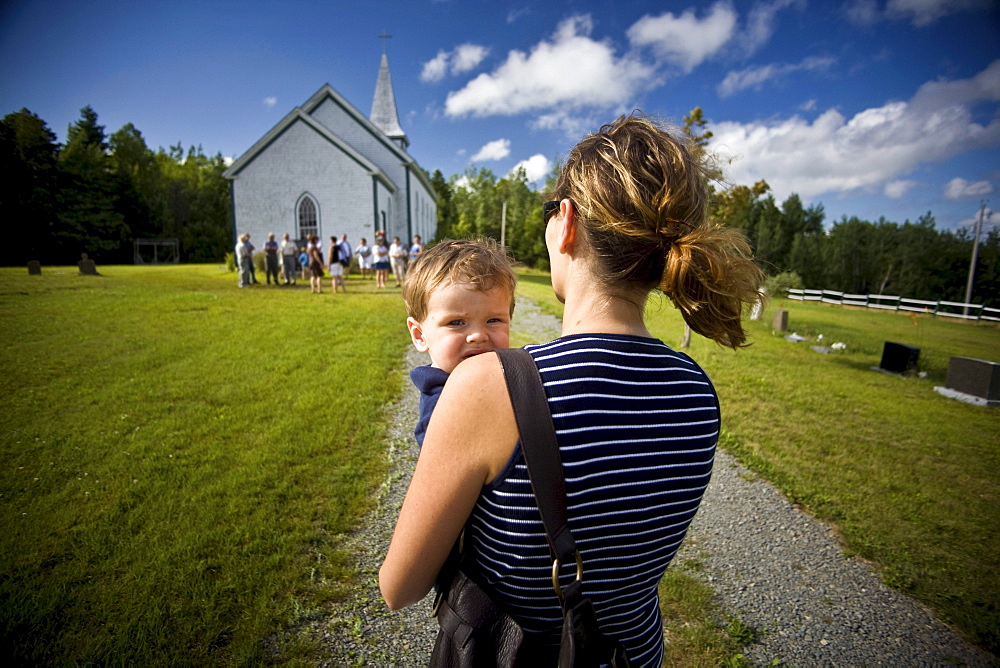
top-left (407, 281), bottom-right (512, 374)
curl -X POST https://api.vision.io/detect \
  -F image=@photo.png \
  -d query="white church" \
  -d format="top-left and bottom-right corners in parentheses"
top-left (223, 51), bottom-right (437, 249)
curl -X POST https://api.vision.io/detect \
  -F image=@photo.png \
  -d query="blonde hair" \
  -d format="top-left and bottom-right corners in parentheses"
top-left (553, 113), bottom-right (764, 348)
top-left (403, 238), bottom-right (517, 322)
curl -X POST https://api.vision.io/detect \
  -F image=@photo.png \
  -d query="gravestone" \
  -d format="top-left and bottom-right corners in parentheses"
top-left (772, 309), bottom-right (788, 332)
top-left (879, 341), bottom-right (920, 374)
top-left (944, 357), bottom-right (1000, 404)
top-left (77, 253), bottom-right (98, 275)
top-left (27, 260), bottom-right (41, 275)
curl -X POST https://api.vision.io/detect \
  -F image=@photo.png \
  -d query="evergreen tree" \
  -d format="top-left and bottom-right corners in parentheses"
top-left (57, 106), bottom-right (129, 263)
top-left (110, 123), bottom-right (165, 242)
top-left (429, 169), bottom-right (455, 240)
top-left (0, 108), bottom-right (61, 264)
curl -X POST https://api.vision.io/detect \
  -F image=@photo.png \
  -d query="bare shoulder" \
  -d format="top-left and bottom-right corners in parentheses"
top-left (447, 350), bottom-right (506, 393)
top-left (427, 351), bottom-right (518, 481)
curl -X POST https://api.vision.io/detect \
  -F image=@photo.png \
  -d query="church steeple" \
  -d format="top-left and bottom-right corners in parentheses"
top-left (370, 37), bottom-right (409, 150)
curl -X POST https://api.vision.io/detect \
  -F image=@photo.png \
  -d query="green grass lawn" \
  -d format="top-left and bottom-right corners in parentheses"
top-left (521, 273), bottom-right (1000, 656)
top-left (0, 265), bottom-right (411, 664)
top-left (2, 265), bottom-right (997, 664)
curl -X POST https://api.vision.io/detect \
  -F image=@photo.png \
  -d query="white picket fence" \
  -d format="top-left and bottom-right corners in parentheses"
top-left (785, 289), bottom-right (1000, 322)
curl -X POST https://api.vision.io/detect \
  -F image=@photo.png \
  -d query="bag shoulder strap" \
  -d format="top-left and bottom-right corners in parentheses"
top-left (495, 348), bottom-right (578, 567)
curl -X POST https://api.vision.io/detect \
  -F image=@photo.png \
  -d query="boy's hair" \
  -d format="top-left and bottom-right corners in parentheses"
top-left (403, 238), bottom-right (517, 322)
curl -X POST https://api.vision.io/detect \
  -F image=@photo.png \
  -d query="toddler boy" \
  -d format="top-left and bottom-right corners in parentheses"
top-left (403, 238), bottom-right (517, 447)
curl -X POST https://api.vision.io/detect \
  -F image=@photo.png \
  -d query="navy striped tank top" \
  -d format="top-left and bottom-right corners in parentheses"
top-left (465, 334), bottom-right (719, 666)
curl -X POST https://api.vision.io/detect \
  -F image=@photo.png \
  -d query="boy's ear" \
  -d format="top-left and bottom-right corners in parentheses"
top-left (406, 317), bottom-right (430, 353)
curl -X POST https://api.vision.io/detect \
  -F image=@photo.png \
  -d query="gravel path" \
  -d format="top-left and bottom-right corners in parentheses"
top-left (301, 297), bottom-right (996, 667)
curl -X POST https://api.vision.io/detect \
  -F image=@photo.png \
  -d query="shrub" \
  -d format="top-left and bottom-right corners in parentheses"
top-left (765, 271), bottom-right (804, 298)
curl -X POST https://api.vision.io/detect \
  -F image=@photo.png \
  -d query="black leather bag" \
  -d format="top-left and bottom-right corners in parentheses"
top-left (428, 348), bottom-right (630, 668)
top-left (430, 566), bottom-right (524, 668)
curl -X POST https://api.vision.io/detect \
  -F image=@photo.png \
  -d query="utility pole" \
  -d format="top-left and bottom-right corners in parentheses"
top-left (963, 200), bottom-right (987, 314)
top-left (501, 201), bottom-right (507, 247)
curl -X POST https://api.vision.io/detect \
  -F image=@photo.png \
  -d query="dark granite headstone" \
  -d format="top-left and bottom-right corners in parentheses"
top-left (945, 356), bottom-right (1000, 403)
top-left (880, 341), bottom-right (920, 374)
top-left (27, 260), bottom-right (41, 275)
top-left (772, 309), bottom-right (788, 332)
top-left (78, 253), bottom-right (98, 275)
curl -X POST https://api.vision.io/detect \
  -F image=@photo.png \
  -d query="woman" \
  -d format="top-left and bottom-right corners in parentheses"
top-left (380, 114), bottom-right (763, 665)
top-left (372, 236), bottom-right (390, 288)
top-left (409, 234), bottom-right (424, 262)
top-left (356, 237), bottom-right (372, 279)
top-left (389, 236), bottom-right (407, 287)
top-left (307, 235), bottom-right (324, 294)
top-left (328, 235), bottom-right (346, 293)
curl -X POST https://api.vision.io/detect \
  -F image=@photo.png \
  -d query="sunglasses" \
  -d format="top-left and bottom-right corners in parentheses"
top-left (543, 200), bottom-right (561, 224)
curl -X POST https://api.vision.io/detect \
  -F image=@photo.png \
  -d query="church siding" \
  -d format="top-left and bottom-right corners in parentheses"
top-left (231, 120), bottom-right (374, 244)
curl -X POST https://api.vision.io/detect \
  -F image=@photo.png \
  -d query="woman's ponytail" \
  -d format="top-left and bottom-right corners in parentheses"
top-left (660, 224), bottom-right (764, 349)
top-left (555, 112), bottom-right (764, 348)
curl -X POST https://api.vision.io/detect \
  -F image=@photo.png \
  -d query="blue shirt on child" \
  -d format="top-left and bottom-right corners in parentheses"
top-left (409, 365), bottom-right (450, 447)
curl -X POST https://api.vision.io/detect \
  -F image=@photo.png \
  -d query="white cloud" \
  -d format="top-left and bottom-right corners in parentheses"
top-left (626, 2), bottom-right (737, 72)
top-left (421, 44), bottom-right (489, 83)
top-left (717, 56), bottom-right (835, 97)
top-left (507, 7), bottom-right (531, 23)
top-left (453, 44), bottom-right (489, 74)
top-left (843, 0), bottom-right (881, 26)
top-left (708, 60), bottom-right (1000, 202)
top-left (453, 175), bottom-right (471, 190)
top-left (886, 0), bottom-right (992, 26)
top-left (741, 0), bottom-right (805, 53)
top-left (884, 180), bottom-right (918, 198)
top-left (263, 96), bottom-right (277, 107)
top-left (421, 51), bottom-right (450, 83)
top-left (944, 177), bottom-right (994, 199)
top-left (846, 0), bottom-right (991, 26)
top-left (444, 15), bottom-right (656, 118)
top-left (471, 138), bottom-right (511, 162)
top-left (800, 99), bottom-right (817, 111)
top-left (510, 154), bottom-right (552, 183)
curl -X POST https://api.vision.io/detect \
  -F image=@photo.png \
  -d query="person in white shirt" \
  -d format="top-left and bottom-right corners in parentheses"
top-left (389, 236), bottom-right (407, 287)
top-left (356, 237), bottom-right (372, 279)
top-left (235, 234), bottom-right (252, 288)
top-left (280, 233), bottom-right (298, 285)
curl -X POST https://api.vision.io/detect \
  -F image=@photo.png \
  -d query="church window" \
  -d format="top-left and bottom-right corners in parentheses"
top-left (298, 195), bottom-right (318, 239)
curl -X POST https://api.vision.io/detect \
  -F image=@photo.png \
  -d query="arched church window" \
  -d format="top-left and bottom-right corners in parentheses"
top-left (298, 195), bottom-right (318, 240)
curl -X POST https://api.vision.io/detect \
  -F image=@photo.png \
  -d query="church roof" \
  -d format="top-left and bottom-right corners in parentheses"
top-left (223, 53), bottom-right (435, 201)
top-left (222, 105), bottom-right (395, 191)
top-left (369, 52), bottom-right (407, 145)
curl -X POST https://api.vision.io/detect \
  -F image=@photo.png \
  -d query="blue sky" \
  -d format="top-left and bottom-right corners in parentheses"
top-left (1, 0), bottom-right (998, 233)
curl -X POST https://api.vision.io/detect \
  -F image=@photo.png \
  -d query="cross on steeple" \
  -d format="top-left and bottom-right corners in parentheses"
top-left (378, 32), bottom-right (392, 54)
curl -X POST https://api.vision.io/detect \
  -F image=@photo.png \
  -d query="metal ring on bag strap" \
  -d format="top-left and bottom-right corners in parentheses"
top-left (551, 549), bottom-right (584, 600)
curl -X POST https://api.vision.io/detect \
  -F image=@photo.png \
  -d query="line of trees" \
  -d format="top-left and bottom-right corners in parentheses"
top-left (2, 106), bottom-right (231, 265)
top-left (711, 182), bottom-right (999, 306)
top-left (4, 105), bottom-right (996, 307)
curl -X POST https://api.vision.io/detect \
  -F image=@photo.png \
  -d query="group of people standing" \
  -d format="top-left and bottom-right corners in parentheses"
top-left (235, 231), bottom-right (424, 293)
